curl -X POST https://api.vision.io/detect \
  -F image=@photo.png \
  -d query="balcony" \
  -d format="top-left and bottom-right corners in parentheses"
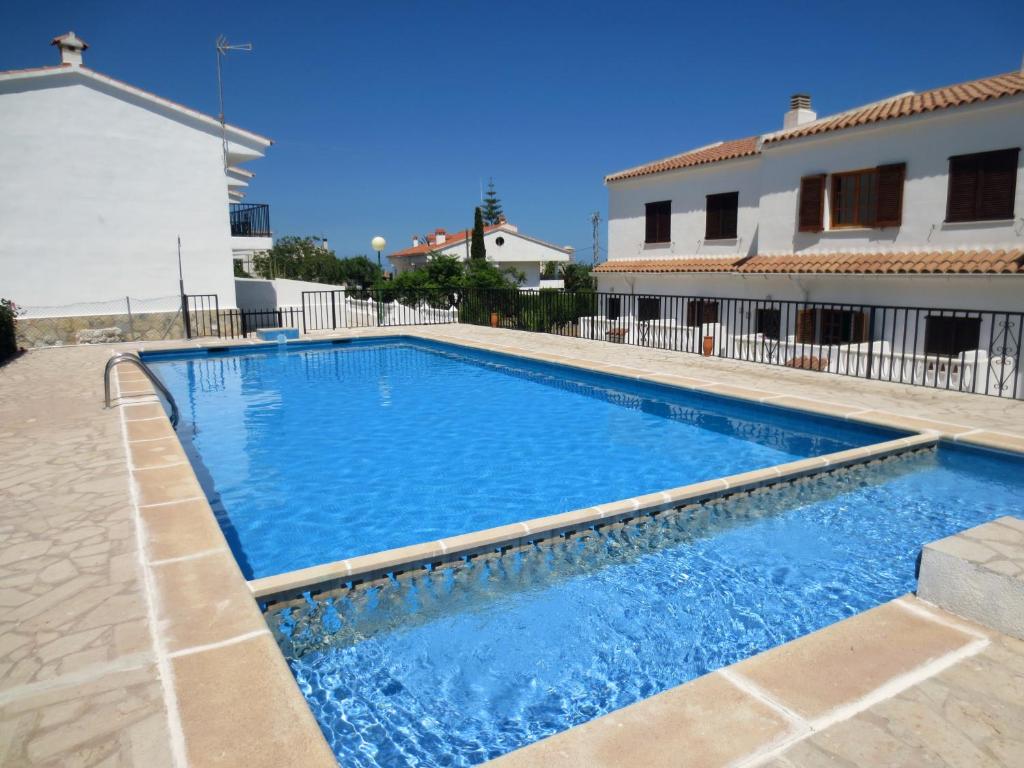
top-left (229, 203), bottom-right (271, 238)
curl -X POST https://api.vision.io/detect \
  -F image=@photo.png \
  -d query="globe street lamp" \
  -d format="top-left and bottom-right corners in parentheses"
top-left (371, 236), bottom-right (386, 270)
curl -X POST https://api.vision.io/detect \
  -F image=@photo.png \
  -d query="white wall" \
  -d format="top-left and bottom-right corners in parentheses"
top-left (0, 74), bottom-right (258, 311)
top-left (607, 155), bottom-right (762, 261)
top-left (758, 96), bottom-right (1024, 254)
top-left (235, 277), bottom-right (347, 311)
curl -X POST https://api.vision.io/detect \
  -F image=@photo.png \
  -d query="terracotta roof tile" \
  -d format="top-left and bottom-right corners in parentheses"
top-left (593, 249), bottom-right (1024, 275)
top-left (605, 137), bottom-right (760, 183)
top-left (766, 71), bottom-right (1024, 144)
top-left (739, 249), bottom-right (1024, 274)
top-left (593, 257), bottom-right (740, 273)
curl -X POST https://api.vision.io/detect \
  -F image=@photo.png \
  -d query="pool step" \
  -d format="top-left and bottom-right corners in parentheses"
top-left (917, 515), bottom-right (1024, 640)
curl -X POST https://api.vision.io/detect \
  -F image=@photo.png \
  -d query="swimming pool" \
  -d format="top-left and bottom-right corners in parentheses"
top-left (270, 444), bottom-right (1023, 768)
top-left (145, 337), bottom-right (901, 579)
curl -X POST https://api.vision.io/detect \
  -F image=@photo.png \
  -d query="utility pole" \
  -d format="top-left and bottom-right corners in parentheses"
top-left (215, 35), bottom-right (253, 170)
top-left (590, 211), bottom-right (601, 266)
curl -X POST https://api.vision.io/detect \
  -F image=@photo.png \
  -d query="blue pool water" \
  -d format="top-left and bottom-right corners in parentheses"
top-left (146, 338), bottom-right (899, 579)
top-left (271, 445), bottom-right (1024, 768)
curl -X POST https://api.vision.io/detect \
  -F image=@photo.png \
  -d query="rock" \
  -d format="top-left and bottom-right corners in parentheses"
top-left (75, 327), bottom-right (123, 345)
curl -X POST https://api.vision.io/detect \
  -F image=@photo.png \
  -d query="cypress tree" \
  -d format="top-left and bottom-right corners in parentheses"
top-left (481, 178), bottom-right (504, 225)
top-left (470, 207), bottom-right (486, 261)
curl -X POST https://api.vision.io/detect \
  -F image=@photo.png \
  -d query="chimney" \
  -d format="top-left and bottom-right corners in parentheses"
top-left (51, 31), bottom-right (88, 67)
top-left (412, 235), bottom-right (420, 247)
top-left (783, 93), bottom-right (816, 130)
top-left (434, 228), bottom-right (446, 245)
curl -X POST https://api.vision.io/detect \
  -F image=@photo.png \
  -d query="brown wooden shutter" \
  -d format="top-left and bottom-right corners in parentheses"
top-left (977, 148), bottom-right (1019, 220)
top-left (798, 175), bottom-right (826, 232)
top-left (855, 311), bottom-right (870, 344)
top-left (705, 195), bottom-right (722, 240)
top-left (645, 203), bottom-right (658, 243)
top-left (875, 163), bottom-right (905, 227)
top-left (946, 155), bottom-right (979, 222)
top-left (795, 308), bottom-right (817, 343)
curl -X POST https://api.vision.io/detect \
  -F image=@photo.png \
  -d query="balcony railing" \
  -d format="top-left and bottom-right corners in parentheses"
top-left (229, 203), bottom-right (271, 238)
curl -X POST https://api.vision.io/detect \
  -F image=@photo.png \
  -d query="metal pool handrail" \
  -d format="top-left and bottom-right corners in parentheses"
top-left (103, 352), bottom-right (179, 428)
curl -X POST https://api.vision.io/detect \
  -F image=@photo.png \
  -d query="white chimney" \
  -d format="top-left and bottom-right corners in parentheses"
top-left (783, 93), bottom-right (816, 130)
top-left (412, 235), bottom-right (420, 247)
top-left (51, 31), bottom-right (88, 67)
top-left (434, 228), bottom-right (446, 245)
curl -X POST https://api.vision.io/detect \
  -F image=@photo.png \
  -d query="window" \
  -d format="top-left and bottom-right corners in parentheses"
top-left (946, 148), bottom-right (1019, 222)
top-left (645, 201), bottom-right (672, 244)
top-left (828, 164), bottom-right (905, 229)
top-left (831, 170), bottom-right (877, 227)
top-left (637, 297), bottom-right (661, 322)
top-left (705, 192), bottom-right (739, 240)
top-left (495, 236), bottom-right (505, 246)
top-left (755, 308), bottom-right (781, 340)
top-left (606, 297), bottom-right (621, 321)
top-left (795, 308), bottom-right (868, 345)
top-left (686, 299), bottom-right (719, 325)
top-left (924, 316), bottom-right (981, 357)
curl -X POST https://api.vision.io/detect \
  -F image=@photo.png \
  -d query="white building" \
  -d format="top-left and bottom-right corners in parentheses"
top-left (0, 32), bottom-right (273, 336)
top-left (389, 220), bottom-right (573, 289)
top-left (594, 65), bottom-right (1024, 396)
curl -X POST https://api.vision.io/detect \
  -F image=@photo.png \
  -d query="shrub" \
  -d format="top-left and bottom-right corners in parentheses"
top-left (0, 298), bottom-right (21, 362)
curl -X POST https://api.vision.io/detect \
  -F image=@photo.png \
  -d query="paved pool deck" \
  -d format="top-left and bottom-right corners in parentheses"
top-left (1, 326), bottom-right (1022, 767)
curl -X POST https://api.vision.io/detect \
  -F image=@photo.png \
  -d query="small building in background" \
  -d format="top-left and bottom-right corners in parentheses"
top-left (0, 32), bottom-right (273, 345)
top-left (388, 219), bottom-right (573, 289)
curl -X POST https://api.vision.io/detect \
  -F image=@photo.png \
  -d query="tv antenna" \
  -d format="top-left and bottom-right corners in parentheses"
top-left (215, 35), bottom-right (253, 169)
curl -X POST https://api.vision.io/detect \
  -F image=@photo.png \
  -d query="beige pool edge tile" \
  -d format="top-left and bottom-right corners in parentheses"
top-left (171, 632), bottom-right (337, 768)
top-left (129, 435), bottom-right (190, 470)
top-left (730, 600), bottom-right (981, 723)
top-left (953, 429), bottom-right (1024, 454)
top-left (141, 498), bottom-right (230, 562)
top-left (487, 670), bottom-right (796, 768)
top-left (133, 462), bottom-right (204, 507)
top-left (125, 416), bottom-right (178, 442)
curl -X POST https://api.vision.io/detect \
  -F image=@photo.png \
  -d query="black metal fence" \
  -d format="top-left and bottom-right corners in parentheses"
top-left (301, 289), bottom-right (459, 332)
top-left (229, 203), bottom-right (271, 238)
top-left (457, 289), bottom-right (1023, 399)
top-left (183, 294), bottom-right (301, 341)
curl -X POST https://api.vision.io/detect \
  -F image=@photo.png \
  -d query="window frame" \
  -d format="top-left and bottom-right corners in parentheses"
top-left (644, 200), bottom-right (672, 244)
top-left (945, 148), bottom-right (1020, 223)
top-left (829, 168), bottom-right (879, 229)
top-left (705, 191), bottom-right (739, 241)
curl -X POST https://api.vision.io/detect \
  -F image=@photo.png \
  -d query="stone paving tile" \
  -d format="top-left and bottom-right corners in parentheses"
top-left (0, 346), bottom-right (173, 767)
top-left (773, 632), bottom-right (1024, 768)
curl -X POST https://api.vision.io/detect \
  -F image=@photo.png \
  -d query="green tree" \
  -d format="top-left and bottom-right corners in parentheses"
top-left (470, 207), bottom-right (486, 261)
top-left (251, 237), bottom-right (382, 287)
top-left (481, 177), bottom-right (504, 225)
top-left (560, 263), bottom-right (596, 293)
top-left (541, 261), bottom-right (559, 279)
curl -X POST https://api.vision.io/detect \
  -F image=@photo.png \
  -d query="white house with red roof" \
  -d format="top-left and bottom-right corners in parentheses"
top-left (0, 32), bottom-right (273, 329)
top-left (594, 64), bottom-right (1024, 396)
top-left (598, 67), bottom-right (1024, 308)
top-left (389, 220), bottom-right (573, 289)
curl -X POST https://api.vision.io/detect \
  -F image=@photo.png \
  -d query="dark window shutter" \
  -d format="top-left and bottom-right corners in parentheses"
top-left (645, 203), bottom-right (657, 243)
top-left (978, 148), bottom-right (1018, 220)
top-left (796, 308), bottom-right (817, 343)
top-left (705, 196), bottom-right (722, 240)
top-left (875, 163), bottom-right (905, 227)
top-left (947, 155), bottom-right (980, 222)
top-left (798, 175), bottom-right (826, 232)
top-left (645, 201), bottom-right (671, 243)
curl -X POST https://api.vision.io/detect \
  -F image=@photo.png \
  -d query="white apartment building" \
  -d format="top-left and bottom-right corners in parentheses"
top-left (594, 65), bottom-right (1024, 396)
top-left (389, 220), bottom-right (573, 289)
top-left (0, 32), bottom-right (273, 340)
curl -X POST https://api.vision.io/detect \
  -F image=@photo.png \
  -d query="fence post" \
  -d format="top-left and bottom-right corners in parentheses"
top-left (181, 294), bottom-right (192, 339)
top-left (125, 296), bottom-right (135, 341)
top-left (865, 306), bottom-right (876, 380)
top-left (331, 291), bottom-right (338, 330)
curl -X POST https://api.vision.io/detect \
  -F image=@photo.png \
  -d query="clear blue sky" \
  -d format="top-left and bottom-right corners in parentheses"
top-left (4, 1), bottom-right (1024, 268)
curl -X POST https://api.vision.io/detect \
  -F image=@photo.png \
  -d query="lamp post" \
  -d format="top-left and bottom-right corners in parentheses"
top-left (371, 236), bottom-right (386, 271)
